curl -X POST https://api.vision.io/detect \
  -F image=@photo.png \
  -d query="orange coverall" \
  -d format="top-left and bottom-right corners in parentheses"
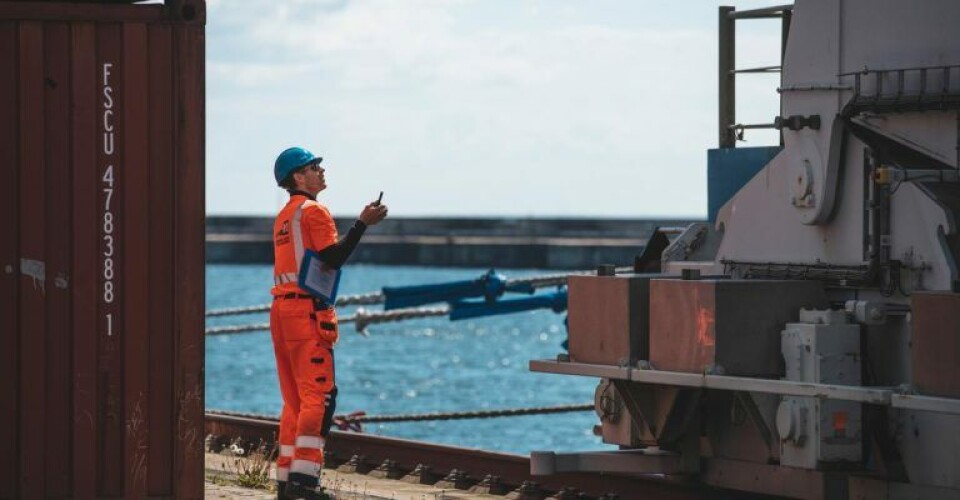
top-left (270, 193), bottom-right (340, 487)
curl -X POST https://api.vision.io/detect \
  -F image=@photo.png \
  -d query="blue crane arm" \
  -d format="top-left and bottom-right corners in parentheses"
top-left (449, 290), bottom-right (568, 321)
top-left (382, 270), bottom-right (533, 310)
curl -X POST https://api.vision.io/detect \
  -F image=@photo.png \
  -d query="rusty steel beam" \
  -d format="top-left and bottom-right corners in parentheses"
top-left (204, 413), bottom-right (768, 500)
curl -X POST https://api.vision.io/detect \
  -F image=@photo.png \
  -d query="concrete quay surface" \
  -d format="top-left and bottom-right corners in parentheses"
top-left (207, 216), bottom-right (700, 269)
top-left (205, 452), bottom-right (499, 500)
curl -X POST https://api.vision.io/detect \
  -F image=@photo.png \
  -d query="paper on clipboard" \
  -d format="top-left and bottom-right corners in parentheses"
top-left (298, 249), bottom-right (342, 306)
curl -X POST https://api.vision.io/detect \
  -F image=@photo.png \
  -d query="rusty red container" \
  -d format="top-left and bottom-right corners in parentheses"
top-left (0, 1), bottom-right (205, 497)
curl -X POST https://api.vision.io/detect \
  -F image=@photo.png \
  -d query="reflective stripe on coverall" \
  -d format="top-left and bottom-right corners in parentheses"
top-left (271, 194), bottom-right (340, 486)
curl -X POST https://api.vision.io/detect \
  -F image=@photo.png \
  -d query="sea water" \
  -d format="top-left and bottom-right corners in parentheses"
top-left (206, 264), bottom-right (612, 454)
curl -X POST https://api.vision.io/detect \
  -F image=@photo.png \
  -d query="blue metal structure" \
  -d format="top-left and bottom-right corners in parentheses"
top-left (382, 270), bottom-right (534, 310)
top-left (707, 146), bottom-right (782, 222)
top-left (449, 290), bottom-right (568, 321)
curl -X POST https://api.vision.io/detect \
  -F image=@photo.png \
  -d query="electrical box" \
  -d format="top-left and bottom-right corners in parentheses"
top-left (776, 310), bottom-right (862, 469)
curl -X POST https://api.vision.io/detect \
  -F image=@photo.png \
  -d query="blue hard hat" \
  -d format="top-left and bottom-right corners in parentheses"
top-left (274, 146), bottom-right (322, 185)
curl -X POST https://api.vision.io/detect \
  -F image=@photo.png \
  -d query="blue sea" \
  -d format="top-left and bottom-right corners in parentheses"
top-left (206, 264), bottom-right (611, 455)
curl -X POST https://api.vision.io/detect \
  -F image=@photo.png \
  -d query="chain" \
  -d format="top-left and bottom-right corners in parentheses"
top-left (352, 403), bottom-right (594, 423)
top-left (206, 403), bottom-right (593, 424)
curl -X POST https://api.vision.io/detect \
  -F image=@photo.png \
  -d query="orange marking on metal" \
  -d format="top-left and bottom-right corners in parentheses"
top-left (832, 411), bottom-right (848, 437)
top-left (695, 289), bottom-right (716, 348)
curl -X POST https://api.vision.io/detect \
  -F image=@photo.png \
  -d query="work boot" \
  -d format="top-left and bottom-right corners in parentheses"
top-left (283, 481), bottom-right (331, 500)
top-left (276, 481), bottom-right (286, 500)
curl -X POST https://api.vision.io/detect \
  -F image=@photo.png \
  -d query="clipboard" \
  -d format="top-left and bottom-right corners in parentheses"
top-left (297, 249), bottom-right (342, 306)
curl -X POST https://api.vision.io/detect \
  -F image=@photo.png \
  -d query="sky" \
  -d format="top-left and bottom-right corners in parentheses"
top-left (205, 0), bottom-right (784, 218)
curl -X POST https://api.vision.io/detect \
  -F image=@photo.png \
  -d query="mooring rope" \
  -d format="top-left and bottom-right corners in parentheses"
top-left (205, 305), bottom-right (451, 335)
top-left (206, 403), bottom-right (593, 424)
top-left (205, 267), bottom-right (633, 319)
top-left (502, 267), bottom-right (628, 289)
top-left (206, 322), bottom-right (272, 335)
top-left (206, 291), bottom-right (385, 318)
top-left (348, 403), bottom-right (594, 423)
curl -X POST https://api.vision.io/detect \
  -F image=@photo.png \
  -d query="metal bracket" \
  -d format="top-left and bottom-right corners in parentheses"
top-left (661, 223), bottom-right (708, 265)
top-left (801, 115), bottom-right (848, 225)
top-left (734, 392), bottom-right (777, 460)
top-left (775, 114), bottom-right (821, 131)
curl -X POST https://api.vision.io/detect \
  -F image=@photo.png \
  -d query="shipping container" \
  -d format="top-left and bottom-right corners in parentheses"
top-left (0, 1), bottom-right (205, 497)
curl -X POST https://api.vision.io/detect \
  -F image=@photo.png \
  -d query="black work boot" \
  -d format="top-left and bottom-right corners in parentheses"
top-left (283, 481), bottom-right (331, 500)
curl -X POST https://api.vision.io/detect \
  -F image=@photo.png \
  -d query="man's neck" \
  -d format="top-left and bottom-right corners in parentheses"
top-left (289, 189), bottom-right (316, 201)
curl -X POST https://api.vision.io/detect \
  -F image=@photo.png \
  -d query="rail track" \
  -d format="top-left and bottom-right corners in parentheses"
top-left (204, 412), bottom-right (770, 500)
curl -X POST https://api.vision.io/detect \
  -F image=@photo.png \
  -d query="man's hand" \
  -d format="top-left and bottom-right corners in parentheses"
top-left (359, 202), bottom-right (388, 226)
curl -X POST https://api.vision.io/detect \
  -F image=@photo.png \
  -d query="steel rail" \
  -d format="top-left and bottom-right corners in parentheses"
top-left (203, 412), bottom-right (751, 500)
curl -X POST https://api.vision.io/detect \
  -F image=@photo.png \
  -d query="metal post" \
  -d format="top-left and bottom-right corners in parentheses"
top-left (719, 6), bottom-right (736, 148)
top-left (780, 9), bottom-right (792, 147)
top-left (780, 9), bottom-right (792, 63)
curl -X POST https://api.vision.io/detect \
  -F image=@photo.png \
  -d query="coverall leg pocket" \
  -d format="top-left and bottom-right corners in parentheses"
top-left (304, 344), bottom-right (335, 394)
top-left (312, 308), bottom-right (339, 344)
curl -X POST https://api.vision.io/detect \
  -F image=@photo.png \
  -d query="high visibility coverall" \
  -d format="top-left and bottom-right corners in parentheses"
top-left (271, 192), bottom-right (341, 487)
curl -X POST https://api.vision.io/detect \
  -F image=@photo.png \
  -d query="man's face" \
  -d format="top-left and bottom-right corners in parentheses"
top-left (295, 162), bottom-right (326, 195)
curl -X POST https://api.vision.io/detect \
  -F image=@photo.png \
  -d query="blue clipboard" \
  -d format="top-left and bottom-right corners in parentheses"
top-left (297, 249), bottom-right (342, 306)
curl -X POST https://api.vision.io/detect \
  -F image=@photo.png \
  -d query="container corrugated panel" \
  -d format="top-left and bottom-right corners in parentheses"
top-left (0, 1), bottom-right (205, 497)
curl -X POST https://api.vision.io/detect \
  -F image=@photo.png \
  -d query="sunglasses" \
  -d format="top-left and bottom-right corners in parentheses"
top-left (302, 161), bottom-right (323, 173)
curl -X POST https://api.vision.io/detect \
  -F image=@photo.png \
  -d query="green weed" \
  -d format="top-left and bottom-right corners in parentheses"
top-left (229, 439), bottom-right (277, 490)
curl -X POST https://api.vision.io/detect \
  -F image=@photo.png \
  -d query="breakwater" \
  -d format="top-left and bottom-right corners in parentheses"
top-left (207, 216), bottom-right (701, 269)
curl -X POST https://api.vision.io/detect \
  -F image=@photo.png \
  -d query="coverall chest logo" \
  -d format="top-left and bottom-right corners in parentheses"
top-left (276, 220), bottom-right (291, 246)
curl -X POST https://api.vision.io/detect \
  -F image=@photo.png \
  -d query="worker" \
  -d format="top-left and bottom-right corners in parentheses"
top-left (270, 146), bottom-right (388, 500)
